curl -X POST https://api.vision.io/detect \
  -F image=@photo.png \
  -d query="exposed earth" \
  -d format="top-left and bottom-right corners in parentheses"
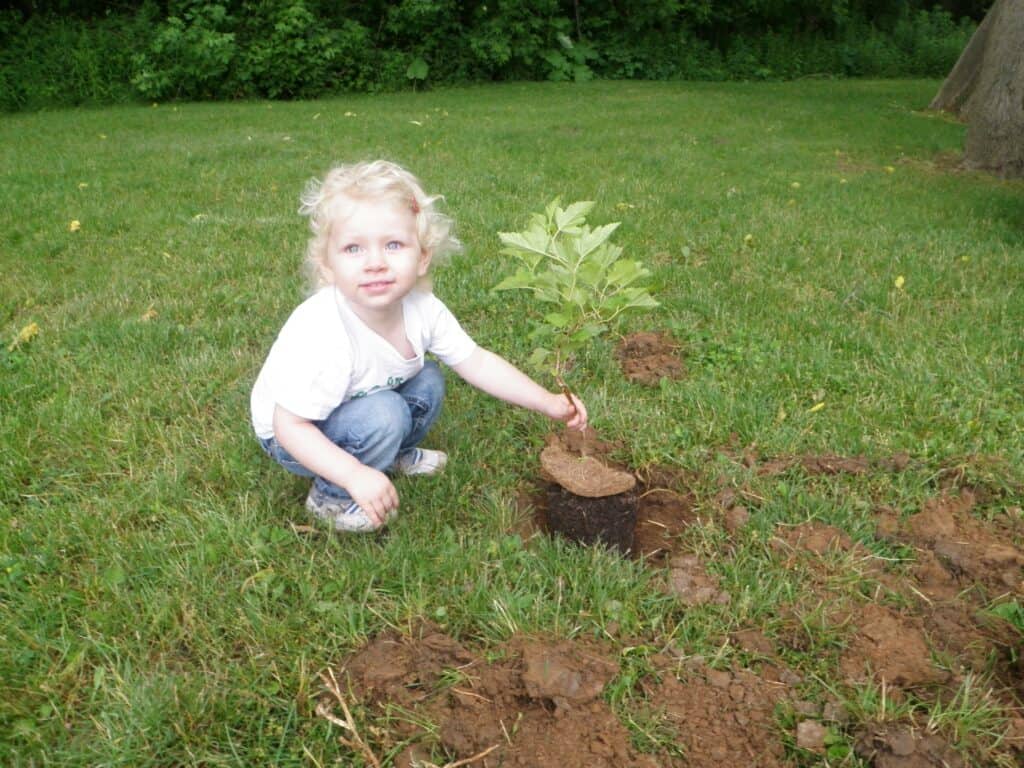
top-left (314, 337), bottom-right (1024, 767)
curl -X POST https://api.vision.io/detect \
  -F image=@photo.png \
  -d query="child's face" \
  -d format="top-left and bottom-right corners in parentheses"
top-left (323, 197), bottom-right (431, 317)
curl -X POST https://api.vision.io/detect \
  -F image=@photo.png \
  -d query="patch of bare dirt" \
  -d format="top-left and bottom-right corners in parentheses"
top-left (870, 489), bottom-right (1024, 697)
top-left (641, 656), bottom-right (791, 768)
top-left (757, 453), bottom-right (911, 476)
top-left (665, 554), bottom-right (731, 607)
top-left (907, 490), bottom-right (1024, 599)
top-left (839, 603), bottom-right (950, 688)
top-left (615, 331), bottom-right (685, 385)
top-left (522, 457), bottom-right (697, 564)
top-left (854, 725), bottom-right (965, 768)
top-left (324, 624), bottom-right (668, 767)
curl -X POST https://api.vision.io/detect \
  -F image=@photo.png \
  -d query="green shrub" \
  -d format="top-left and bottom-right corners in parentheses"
top-left (131, 3), bottom-right (238, 100)
top-left (238, 0), bottom-right (341, 99)
top-left (0, 10), bottom-right (150, 111)
top-left (0, 1), bottom-right (983, 110)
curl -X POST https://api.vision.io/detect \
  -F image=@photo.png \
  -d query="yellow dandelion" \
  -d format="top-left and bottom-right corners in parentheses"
top-left (8, 322), bottom-right (39, 352)
top-left (744, 233), bottom-right (754, 245)
top-left (894, 275), bottom-right (905, 289)
top-left (808, 402), bottom-right (825, 413)
top-left (78, 182), bottom-right (88, 190)
top-left (98, 133), bottom-right (107, 140)
top-left (839, 178), bottom-right (848, 184)
top-left (69, 220), bottom-right (81, 232)
top-left (884, 165), bottom-right (895, 173)
top-left (790, 181), bottom-right (801, 189)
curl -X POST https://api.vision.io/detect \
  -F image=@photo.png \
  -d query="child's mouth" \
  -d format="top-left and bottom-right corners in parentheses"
top-left (360, 280), bottom-right (393, 293)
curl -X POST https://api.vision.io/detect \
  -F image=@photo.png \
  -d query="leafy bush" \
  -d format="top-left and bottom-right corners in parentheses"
top-left (131, 3), bottom-right (237, 100)
top-left (238, 0), bottom-right (341, 99)
top-left (0, 1), bottom-right (982, 110)
top-left (0, 10), bottom-right (150, 110)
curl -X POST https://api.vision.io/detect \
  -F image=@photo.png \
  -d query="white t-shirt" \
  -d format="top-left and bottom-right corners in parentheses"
top-left (250, 287), bottom-right (477, 439)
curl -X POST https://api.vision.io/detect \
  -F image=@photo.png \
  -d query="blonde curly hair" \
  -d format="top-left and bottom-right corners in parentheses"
top-left (298, 160), bottom-right (461, 289)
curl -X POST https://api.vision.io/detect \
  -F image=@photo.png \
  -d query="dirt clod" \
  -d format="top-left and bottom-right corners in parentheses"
top-left (615, 330), bottom-right (684, 385)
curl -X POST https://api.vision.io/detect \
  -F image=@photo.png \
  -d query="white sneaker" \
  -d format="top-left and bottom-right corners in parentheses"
top-left (395, 448), bottom-right (447, 477)
top-left (305, 486), bottom-right (384, 533)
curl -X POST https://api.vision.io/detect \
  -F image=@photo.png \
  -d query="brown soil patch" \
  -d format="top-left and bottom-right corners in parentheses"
top-left (615, 331), bottom-right (684, 385)
top-left (757, 453), bottom-right (911, 476)
top-left (524, 463), bottom-right (697, 564)
top-left (665, 554), bottom-right (731, 607)
top-left (873, 489), bottom-right (1024, 604)
top-left (771, 522), bottom-right (855, 556)
top-left (641, 656), bottom-right (791, 767)
top-left (869, 489), bottom-right (1024, 697)
top-left (325, 624), bottom-right (666, 767)
top-left (840, 603), bottom-right (949, 688)
top-left (854, 725), bottom-right (965, 768)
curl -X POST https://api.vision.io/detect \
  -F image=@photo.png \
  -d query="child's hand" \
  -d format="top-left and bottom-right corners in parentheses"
top-left (549, 391), bottom-right (588, 431)
top-left (345, 465), bottom-right (399, 525)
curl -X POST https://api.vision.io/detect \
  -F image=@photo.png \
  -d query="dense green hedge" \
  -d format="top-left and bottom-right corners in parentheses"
top-left (0, 1), bottom-right (978, 110)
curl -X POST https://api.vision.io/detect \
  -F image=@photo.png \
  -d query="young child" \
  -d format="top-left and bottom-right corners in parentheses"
top-left (251, 160), bottom-right (587, 532)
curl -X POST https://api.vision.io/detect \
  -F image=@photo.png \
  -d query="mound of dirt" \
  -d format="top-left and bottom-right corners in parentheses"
top-left (757, 453), bottom-right (910, 476)
top-left (615, 331), bottom-right (684, 385)
top-left (642, 657), bottom-right (791, 768)
top-left (905, 490), bottom-right (1024, 598)
top-left (854, 726), bottom-right (964, 768)
top-left (839, 603), bottom-right (949, 688)
top-left (327, 625), bottom-right (664, 767)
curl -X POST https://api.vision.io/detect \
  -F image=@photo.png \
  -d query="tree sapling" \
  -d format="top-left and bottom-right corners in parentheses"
top-left (493, 198), bottom-right (658, 412)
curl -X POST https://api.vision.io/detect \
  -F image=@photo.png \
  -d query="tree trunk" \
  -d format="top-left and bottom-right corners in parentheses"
top-left (931, 0), bottom-right (1024, 178)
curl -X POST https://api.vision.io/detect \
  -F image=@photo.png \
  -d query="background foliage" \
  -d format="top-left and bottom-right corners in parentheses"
top-left (1, 0), bottom-right (983, 110)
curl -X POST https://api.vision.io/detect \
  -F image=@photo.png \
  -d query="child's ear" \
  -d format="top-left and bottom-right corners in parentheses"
top-left (417, 247), bottom-right (433, 276)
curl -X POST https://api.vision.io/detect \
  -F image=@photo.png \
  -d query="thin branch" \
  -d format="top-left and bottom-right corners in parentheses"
top-left (441, 744), bottom-right (501, 768)
top-left (317, 669), bottom-right (383, 768)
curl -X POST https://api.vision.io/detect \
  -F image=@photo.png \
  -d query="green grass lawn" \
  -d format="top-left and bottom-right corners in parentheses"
top-left (2, 80), bottom-right (1022, 766)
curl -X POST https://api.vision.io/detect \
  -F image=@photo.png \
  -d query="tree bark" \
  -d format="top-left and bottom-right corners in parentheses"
top-left (931, 0), bottom-right (1024, 178)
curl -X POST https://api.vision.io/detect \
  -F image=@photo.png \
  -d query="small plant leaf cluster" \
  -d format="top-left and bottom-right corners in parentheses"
top-left (494, 199), bottom-right (658, 383)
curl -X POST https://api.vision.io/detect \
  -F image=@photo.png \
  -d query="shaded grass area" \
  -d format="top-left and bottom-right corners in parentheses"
top-left (2, 80), bottom-right (1022, 765)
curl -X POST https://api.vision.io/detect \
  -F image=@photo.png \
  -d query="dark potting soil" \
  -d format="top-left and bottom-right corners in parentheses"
top-left (545, 483), bottom-right (638, 554)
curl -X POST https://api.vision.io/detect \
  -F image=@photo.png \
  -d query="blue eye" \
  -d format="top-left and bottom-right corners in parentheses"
top-left (343, 244), bottom-right (361, 254)
top-left (386, 241), bottom-right (403, 250)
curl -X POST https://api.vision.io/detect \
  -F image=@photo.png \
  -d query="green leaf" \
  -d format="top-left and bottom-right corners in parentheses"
top-left (577, 221), bottom-right (620, 257)
top-left (570, 323), bottom-right (606, 344)
top-left (555, 201), bottom-right (594, 231)
top-left (493, 268), bottom-right (535, 292)
top-left (543, 312), bottom-right (569, 328)
top-left (605, 259), bottom-right (650, 289)
top-left (405, 57), bottom-right (429, 81)
top-left (527, 347), bottom-right (551, 370)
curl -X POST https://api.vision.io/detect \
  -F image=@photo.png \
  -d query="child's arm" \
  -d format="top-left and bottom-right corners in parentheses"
top-left (272, 405), bottom-right (398, 525)
top-left (451, 347), bottom-right (588, 430)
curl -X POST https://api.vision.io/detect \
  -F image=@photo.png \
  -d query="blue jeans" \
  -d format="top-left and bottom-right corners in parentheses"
top-left (259, 361), bottom-right (445, 502)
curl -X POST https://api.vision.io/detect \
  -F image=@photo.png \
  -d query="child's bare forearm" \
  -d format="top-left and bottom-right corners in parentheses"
top-left (272, 406), bottom-right (363, 486)
top-left (452, 347), bottom-right (588, 429)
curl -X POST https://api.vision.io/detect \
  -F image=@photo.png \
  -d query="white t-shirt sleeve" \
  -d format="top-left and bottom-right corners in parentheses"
top-left (266, 326), bottom-right (350, 421)
top-left (416, 293), bottom-right (477, 365)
